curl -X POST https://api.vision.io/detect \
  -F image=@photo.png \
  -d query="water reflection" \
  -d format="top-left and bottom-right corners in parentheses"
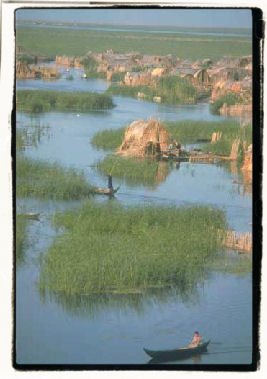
top-left (38, 250), bottom-right (251, 319)
top-left (147, 353), bottom-right (203, 364)
top-left (39, 284), bottom-right (203, 319)
top-left (217, 160), bottom-right (252, 199)
top-left (16, 119), bottom-right (52, 152)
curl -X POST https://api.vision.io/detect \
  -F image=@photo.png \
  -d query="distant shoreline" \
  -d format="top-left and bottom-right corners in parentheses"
top-left (16, 21), bottom-right (252, 38)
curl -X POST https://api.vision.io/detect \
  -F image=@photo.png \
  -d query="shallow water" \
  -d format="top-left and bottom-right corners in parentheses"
top-left (16, 73), bottom-right (252, 365)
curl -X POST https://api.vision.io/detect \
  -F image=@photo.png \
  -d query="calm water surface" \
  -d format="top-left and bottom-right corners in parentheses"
top-left (16, 72), bottom-right (252, 365)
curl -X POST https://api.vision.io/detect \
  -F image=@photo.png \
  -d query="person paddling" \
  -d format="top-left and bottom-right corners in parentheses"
top-left (189, 331), bottom-right (203, 348)
top-left (108, 173), bottom-right (113, 191)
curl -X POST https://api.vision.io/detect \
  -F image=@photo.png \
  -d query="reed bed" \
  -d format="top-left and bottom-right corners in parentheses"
top-left (107, 76), bottom-right (197, 105)
top-left (204, 122), bottom-right (252, 157)
top-left (97, 154), bottom-right (170, 187)
top-left (16, 123), bottom-right (50, 152)
top-left (210, 93), bottom-right (244, 114)
top-left (166, 120), bottom-right (240, 142)
top-left (85, 71), bottom-right (106, 79)
top-left (166, 120), bottom-right (252, 157)
top-left (107, 84), bottom-right (154, 99)
top-left (39, 201), bottom-right (227, 295)
top-left (17, 90), bottom-right (114, 113)
top-left (91, 128), bottom-right (125, 150)
top-left (156, 76), bottom-right (197, 104)
top-left (16, 214), bottom-right (28, 265)
top-left (110, 72), bottom-right (125, 82)
top-left (17, 156), bottom-right (96, 199)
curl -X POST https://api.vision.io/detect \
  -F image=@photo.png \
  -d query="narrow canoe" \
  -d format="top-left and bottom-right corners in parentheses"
top-left (144, 340), bottom-right (210, 362)
top-left (96, 186), bottom-right (120, 196)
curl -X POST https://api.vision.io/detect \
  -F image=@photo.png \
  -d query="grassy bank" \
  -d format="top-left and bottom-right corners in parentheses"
top-left (17, 27), bottom-right (252, 60)
top-left (91, 127), bottom-right (125, 150)
top-left (97, 155), bottom-right (171, 188)
top-left (39, 201), bottom-right (227, 295)
top-left (17, 90), bottom-right (114, 113)
top-left (17, 156), bottom-right (96, 199)
top-left (107, 76), bottom-right (197, 105)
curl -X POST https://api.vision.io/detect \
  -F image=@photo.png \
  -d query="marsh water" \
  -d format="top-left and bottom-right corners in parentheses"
top-left (16, 67), bottom-right (252, 365)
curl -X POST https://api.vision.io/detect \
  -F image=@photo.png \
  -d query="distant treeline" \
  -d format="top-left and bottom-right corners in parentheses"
top-left (17, 90), bottom-right (115, 113)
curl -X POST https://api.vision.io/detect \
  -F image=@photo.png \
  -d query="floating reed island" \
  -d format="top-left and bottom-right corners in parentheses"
top-left (93, 118), bottom-right (252, 163)
top-left (17, 89), bottom-right (115, 113)
top-left (39, 202), bottom-right (227, 295)
top-left (94, 118), bottom-right (252, 190)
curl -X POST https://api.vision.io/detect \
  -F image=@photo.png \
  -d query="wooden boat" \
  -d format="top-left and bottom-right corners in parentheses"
top-left (144, 340), bottom-right (210, 362)
top-left (96, 186), bottom-right (120, 196)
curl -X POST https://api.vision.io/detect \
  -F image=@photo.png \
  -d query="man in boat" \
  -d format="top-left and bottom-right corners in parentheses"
top-left (189, 331), bottom-right (203, 348)
top-left (108, 173), bottom-right (113, 192)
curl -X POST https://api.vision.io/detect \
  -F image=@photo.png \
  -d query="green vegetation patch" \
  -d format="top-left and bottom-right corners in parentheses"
top-left (81, 55), bottom-right (106, 79)
top-left (91, 127), bottom-right (125, 150)
top-left (16, 123), bottom-right (50, 152)
top-left (17, 54), bottom-right (36, 65)
top-left (107, 83), bottom-right (154, 99)
top-left (97, 154), bottom-right (171, 188)
top-left (85, 71), bottom-right (106, 79)
top-left (166, 120), bottom-right (240, 142)
top-left (108, 76), bottom-right (197, 105)
top-left (110, 72), bottom-right (125, 82)
top-left (204, 122), bottom-right (252, 157)
top-left (17, 90), bottom-right (115, 113)
top-left (166, 120), bottom-right (252, 157)
top-left (156, 76), bottom-right (197, 104)
top-left (17, 27), bottom-right (252, 60)
top-left (16, 214), bottom-right (28, 265)
top-left (39, 201), bottom-right (227, 295)
top-left (211, 92), bottom-right (244, 114)
top-left (17, 156), bottom-right (96, 200)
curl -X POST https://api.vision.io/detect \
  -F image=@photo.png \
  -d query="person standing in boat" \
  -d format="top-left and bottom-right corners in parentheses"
top-left (108, 173), bottom-right (113, 191)
top-left (189, 331), bottom-right (203, 348)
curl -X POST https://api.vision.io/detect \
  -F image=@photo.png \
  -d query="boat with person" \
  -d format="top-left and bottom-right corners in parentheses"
top-left (96, 186), bottom-right (120, 196)
top-left (143, 340), bottom-right (210, 362)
